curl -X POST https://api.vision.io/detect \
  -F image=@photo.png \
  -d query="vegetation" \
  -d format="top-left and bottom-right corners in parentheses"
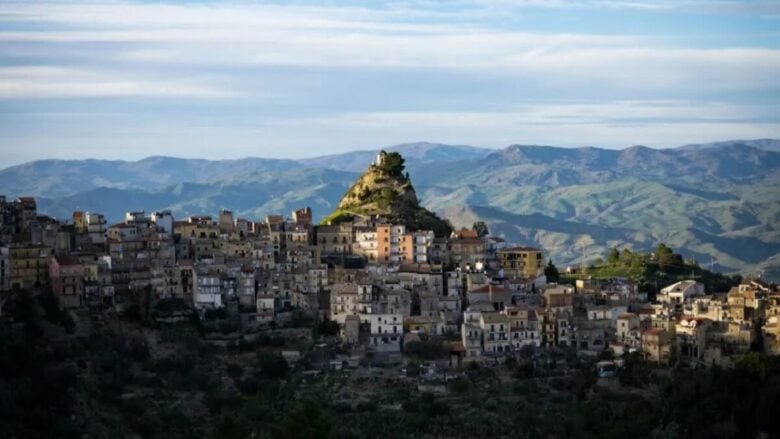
top-left (324, 151), bottom-right (453, 237)
top-left (544, 259), bottom-right (560, 283)
top-left (408, 208), bottom-right (453, 238)
top-left (472, 220), bottom-right (489, 237)
top-left (320, 210), bottom-right (356, 225)
top-left (563, 243), bottom-right (743, 294)
top-left (375, 151), bottom-right (406, 178)
top-left (403, 336), bottom-right (445, 361)
top-left (3, 288), bottom-right (780, 437)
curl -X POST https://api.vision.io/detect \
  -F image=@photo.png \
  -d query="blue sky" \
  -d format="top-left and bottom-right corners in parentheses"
top-left (0, 0), bottom-right (779, 166)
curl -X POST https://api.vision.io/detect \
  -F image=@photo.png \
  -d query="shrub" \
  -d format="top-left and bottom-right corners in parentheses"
top-left (226, 363), bottom-right (244, 378)
top-left (218, 320), bottom-right (240, 334)
top-left (203, 308), bottom-right (228, 321)
top-left (256, 352), bottom-right (289, 380)
top-left (236, 377), bottom-right (259, 395)
top-left (449, 378), bottom-right (469, 394)
top-left (154, 353), bottom-right (195, 375)
top-left (356, 400), bottom-right (378, 412)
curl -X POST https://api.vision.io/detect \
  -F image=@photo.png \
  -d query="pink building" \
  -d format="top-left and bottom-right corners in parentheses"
top-left (50, 255), bottom-right (84, 308)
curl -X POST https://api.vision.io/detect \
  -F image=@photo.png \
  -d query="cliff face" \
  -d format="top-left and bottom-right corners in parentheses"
top-left (323, 151), bottom-right (451, 237)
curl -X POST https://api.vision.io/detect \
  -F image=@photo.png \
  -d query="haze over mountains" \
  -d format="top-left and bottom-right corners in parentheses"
top-left (1, 140), bottom-right (778, 280)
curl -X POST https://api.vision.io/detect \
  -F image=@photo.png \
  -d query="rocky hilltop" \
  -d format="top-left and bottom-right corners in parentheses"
top-left (322, 150), bottom-right (452, 237)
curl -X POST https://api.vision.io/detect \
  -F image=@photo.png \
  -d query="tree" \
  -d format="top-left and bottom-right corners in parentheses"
top-left (544, 259), bottom-right (560, 283)
top-left (472, 221), bottom-right (489, 238)
top-left (608, 247), bottom-right (620, 265)
top-left (318, 318), bottom-right (340, 337)
top-left (656, 243), bottom-right (675, 271)
top-left (256, 352), bottom-right (289, 379)
top-left (377, 151), bottom-right (405, 177)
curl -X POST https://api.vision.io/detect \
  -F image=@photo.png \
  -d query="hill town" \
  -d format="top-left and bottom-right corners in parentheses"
top-left (1, 151), bottom-right (779, 437)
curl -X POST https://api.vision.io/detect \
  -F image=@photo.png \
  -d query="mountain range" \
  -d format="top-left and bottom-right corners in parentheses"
top-left (1, 139), bottom-right (778, 281)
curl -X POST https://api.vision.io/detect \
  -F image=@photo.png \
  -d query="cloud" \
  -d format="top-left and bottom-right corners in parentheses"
top-left (0, 66), bottom-right (229, 98)
top-left (284, 100), bottom-right (779, 130)
top-left (221, 100), bottom-right (780, 152)
top-left (0, 99), bottom-right (777, 166)
top-left (472, 0), bottom-right (780, 15)
top-left (0, 1), bottom-right (778, 99)
top-left (0, 0), bottom-right (777, 162)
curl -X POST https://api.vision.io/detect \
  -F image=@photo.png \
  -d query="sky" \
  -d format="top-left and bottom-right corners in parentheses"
top-left (0, 0), bottom-right (779, 166)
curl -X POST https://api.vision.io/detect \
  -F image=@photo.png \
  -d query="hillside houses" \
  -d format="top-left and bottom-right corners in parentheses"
top-left (1, 192), bottom-right (778, 369)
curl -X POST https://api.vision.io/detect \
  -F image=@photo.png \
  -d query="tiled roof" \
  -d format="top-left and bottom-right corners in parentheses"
top-left (470, 284), bottom-right (511, 294)
top-left (499, 246), bottom-right (542, 252)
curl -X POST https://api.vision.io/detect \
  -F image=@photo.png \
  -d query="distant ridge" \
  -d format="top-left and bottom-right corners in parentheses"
top-left (1, 139), bottom-right (778, 280)
top-left (300, 141), bottom-right (491, 172)
top-left (676, 138), bottom-right (780, 152)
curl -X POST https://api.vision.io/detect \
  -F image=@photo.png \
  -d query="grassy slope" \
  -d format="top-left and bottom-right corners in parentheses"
top-left (430, 178), bottom-right (780, 278)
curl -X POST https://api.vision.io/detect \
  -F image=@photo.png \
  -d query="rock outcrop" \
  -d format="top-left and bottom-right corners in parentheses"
top-left (322, 151), bottom-right (451, 237)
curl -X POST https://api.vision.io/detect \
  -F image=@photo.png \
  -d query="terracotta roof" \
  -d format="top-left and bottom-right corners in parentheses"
top-left (470, 284), bottom-right (511, 294)
top-left (109, 223), bottom-right (135, 229)
top-left (499, 246), bottom-right (542, 252)
top-left (481, 312), bottom-right (510, 323)
top-left (454, 228), bottom-right (478, 239)
top-left (451, 237), bottom-right (485, 245)
top-left (399, 263), bottom-right (437, 273)
top-left (748, 278), bottom-right (770, 288)
top-left (332, 283), bottom-right (359, 295)
top-left (54, 255), bottom-right (81, 266)
top-left (643, 327), bottom-right (665, 335)
top-left (449, 342), bottom-right (466, 353)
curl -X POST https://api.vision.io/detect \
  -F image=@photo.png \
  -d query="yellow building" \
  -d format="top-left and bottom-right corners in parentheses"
top-left (9, 243), bottom-right (52, 289)
top-left (497, 246), bottom-right (544, 279)
top-left (72, 211), bottom-right (87, 233)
